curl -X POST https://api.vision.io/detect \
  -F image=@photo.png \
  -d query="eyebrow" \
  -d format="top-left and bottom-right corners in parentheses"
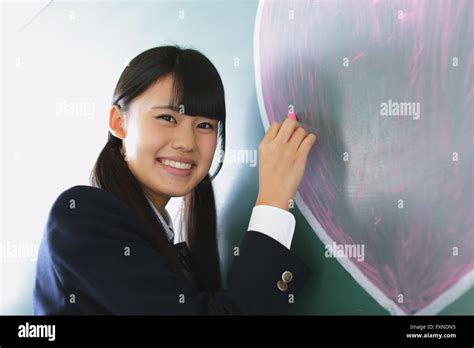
top-left (150, 105), bottom-right (178, 111)
top-left (150, 105), bottom-right (218, 122)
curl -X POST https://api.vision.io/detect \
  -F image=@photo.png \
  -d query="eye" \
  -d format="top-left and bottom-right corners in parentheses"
top-left (197, 122), bottom-right (214, 130)
top-left (156, 115), bottom-right (177, 123)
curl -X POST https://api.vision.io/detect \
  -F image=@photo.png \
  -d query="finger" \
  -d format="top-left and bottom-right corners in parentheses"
top-left (288, 126), bottom-right (308, 153)
top-left (297, 133), bottom-right (317, 155)
top-left (263, 122), bottom-right (282, 143)
top-left (275, 117), bottom-right (301, 144)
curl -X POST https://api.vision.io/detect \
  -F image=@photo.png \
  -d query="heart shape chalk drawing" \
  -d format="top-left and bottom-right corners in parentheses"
top-left (254, 0), bottom-right (473, 315)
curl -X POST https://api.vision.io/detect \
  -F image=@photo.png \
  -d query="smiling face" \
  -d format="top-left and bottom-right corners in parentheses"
top-left (109, 74), bottom-right (219, 210)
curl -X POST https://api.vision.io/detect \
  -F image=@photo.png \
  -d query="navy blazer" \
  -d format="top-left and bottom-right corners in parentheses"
top-left (33, 185), bottom-right (311, 315)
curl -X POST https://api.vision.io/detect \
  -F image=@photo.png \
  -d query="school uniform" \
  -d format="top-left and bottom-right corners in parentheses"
top-left (33, 185), bottom-right (311, 315)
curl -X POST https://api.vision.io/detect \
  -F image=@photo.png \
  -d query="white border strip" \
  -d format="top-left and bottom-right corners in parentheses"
top-left (0, 0), bottom-right (4, 313)
top-left (415, 269), bottom-right (474, 315)
top-left (254, 0), bottom-right (270, 131)
top-left (253, 0), bottom-right (473, 315)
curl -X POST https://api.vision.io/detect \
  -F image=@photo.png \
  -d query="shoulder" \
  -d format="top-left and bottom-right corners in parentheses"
top-left (49, 185), bottom-right (140, 221)
top-left (45, 185), bottom-right (150, 247)
top-left (51, 185), bottom-right (127, 213)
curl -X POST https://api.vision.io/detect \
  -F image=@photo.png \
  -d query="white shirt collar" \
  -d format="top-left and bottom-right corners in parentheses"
top-left (145, 196), bottom-right (175, 242)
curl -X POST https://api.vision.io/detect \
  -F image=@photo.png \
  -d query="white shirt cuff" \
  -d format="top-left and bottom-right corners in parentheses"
top-left (247, 205), bottom-right (296, 249)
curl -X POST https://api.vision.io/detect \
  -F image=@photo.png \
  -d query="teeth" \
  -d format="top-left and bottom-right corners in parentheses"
top-left (160, 159), bottom-right (192, 170)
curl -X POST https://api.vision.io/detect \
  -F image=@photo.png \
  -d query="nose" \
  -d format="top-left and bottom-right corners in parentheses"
top-left (171, 123), bottom-right (196, 152)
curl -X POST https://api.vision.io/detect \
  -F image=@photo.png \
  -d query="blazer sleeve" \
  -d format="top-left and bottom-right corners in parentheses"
top-left (33, 185), bottom-right (311, 315)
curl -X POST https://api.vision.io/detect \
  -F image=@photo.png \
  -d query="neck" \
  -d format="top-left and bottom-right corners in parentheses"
top-left (143, 187), bottom-right (171, 218)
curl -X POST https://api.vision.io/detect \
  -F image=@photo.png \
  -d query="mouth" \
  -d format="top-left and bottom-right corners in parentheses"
top-left (156, 158), bottom-right (195, 177)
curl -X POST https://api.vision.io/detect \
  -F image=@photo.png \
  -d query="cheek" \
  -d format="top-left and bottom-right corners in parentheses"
top-left (197, 136), bottom-right (218, 166)
top-left (127, 120), bottom-right (168, 164)
top-left (123, 123), bottom-right (140, 157)
top-left (141, 125), bottom-right (169, 153)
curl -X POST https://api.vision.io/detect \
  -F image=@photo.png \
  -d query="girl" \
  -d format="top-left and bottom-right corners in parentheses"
top-left (33, 45), bottom-right (317, 315)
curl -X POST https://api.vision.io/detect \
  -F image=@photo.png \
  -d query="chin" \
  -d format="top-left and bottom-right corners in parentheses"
top-left (163, 186), bottom-right (194, 198)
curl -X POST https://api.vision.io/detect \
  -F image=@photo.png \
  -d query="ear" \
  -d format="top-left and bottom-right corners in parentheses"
top-left (109, 105), bottom-right (127, 139)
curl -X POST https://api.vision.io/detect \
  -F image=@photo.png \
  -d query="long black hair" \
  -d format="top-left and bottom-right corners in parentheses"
top-left (90, 45), bottom-right (226, 292)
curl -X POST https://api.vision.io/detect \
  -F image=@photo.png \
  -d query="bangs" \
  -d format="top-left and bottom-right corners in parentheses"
top-left (168, 50), bottom-right (226, 125)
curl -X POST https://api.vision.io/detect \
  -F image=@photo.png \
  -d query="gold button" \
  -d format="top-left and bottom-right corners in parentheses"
top-left (282, 271), bottom-right (293, 283)
top-left (277, 280), bottom-right (288, 292)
